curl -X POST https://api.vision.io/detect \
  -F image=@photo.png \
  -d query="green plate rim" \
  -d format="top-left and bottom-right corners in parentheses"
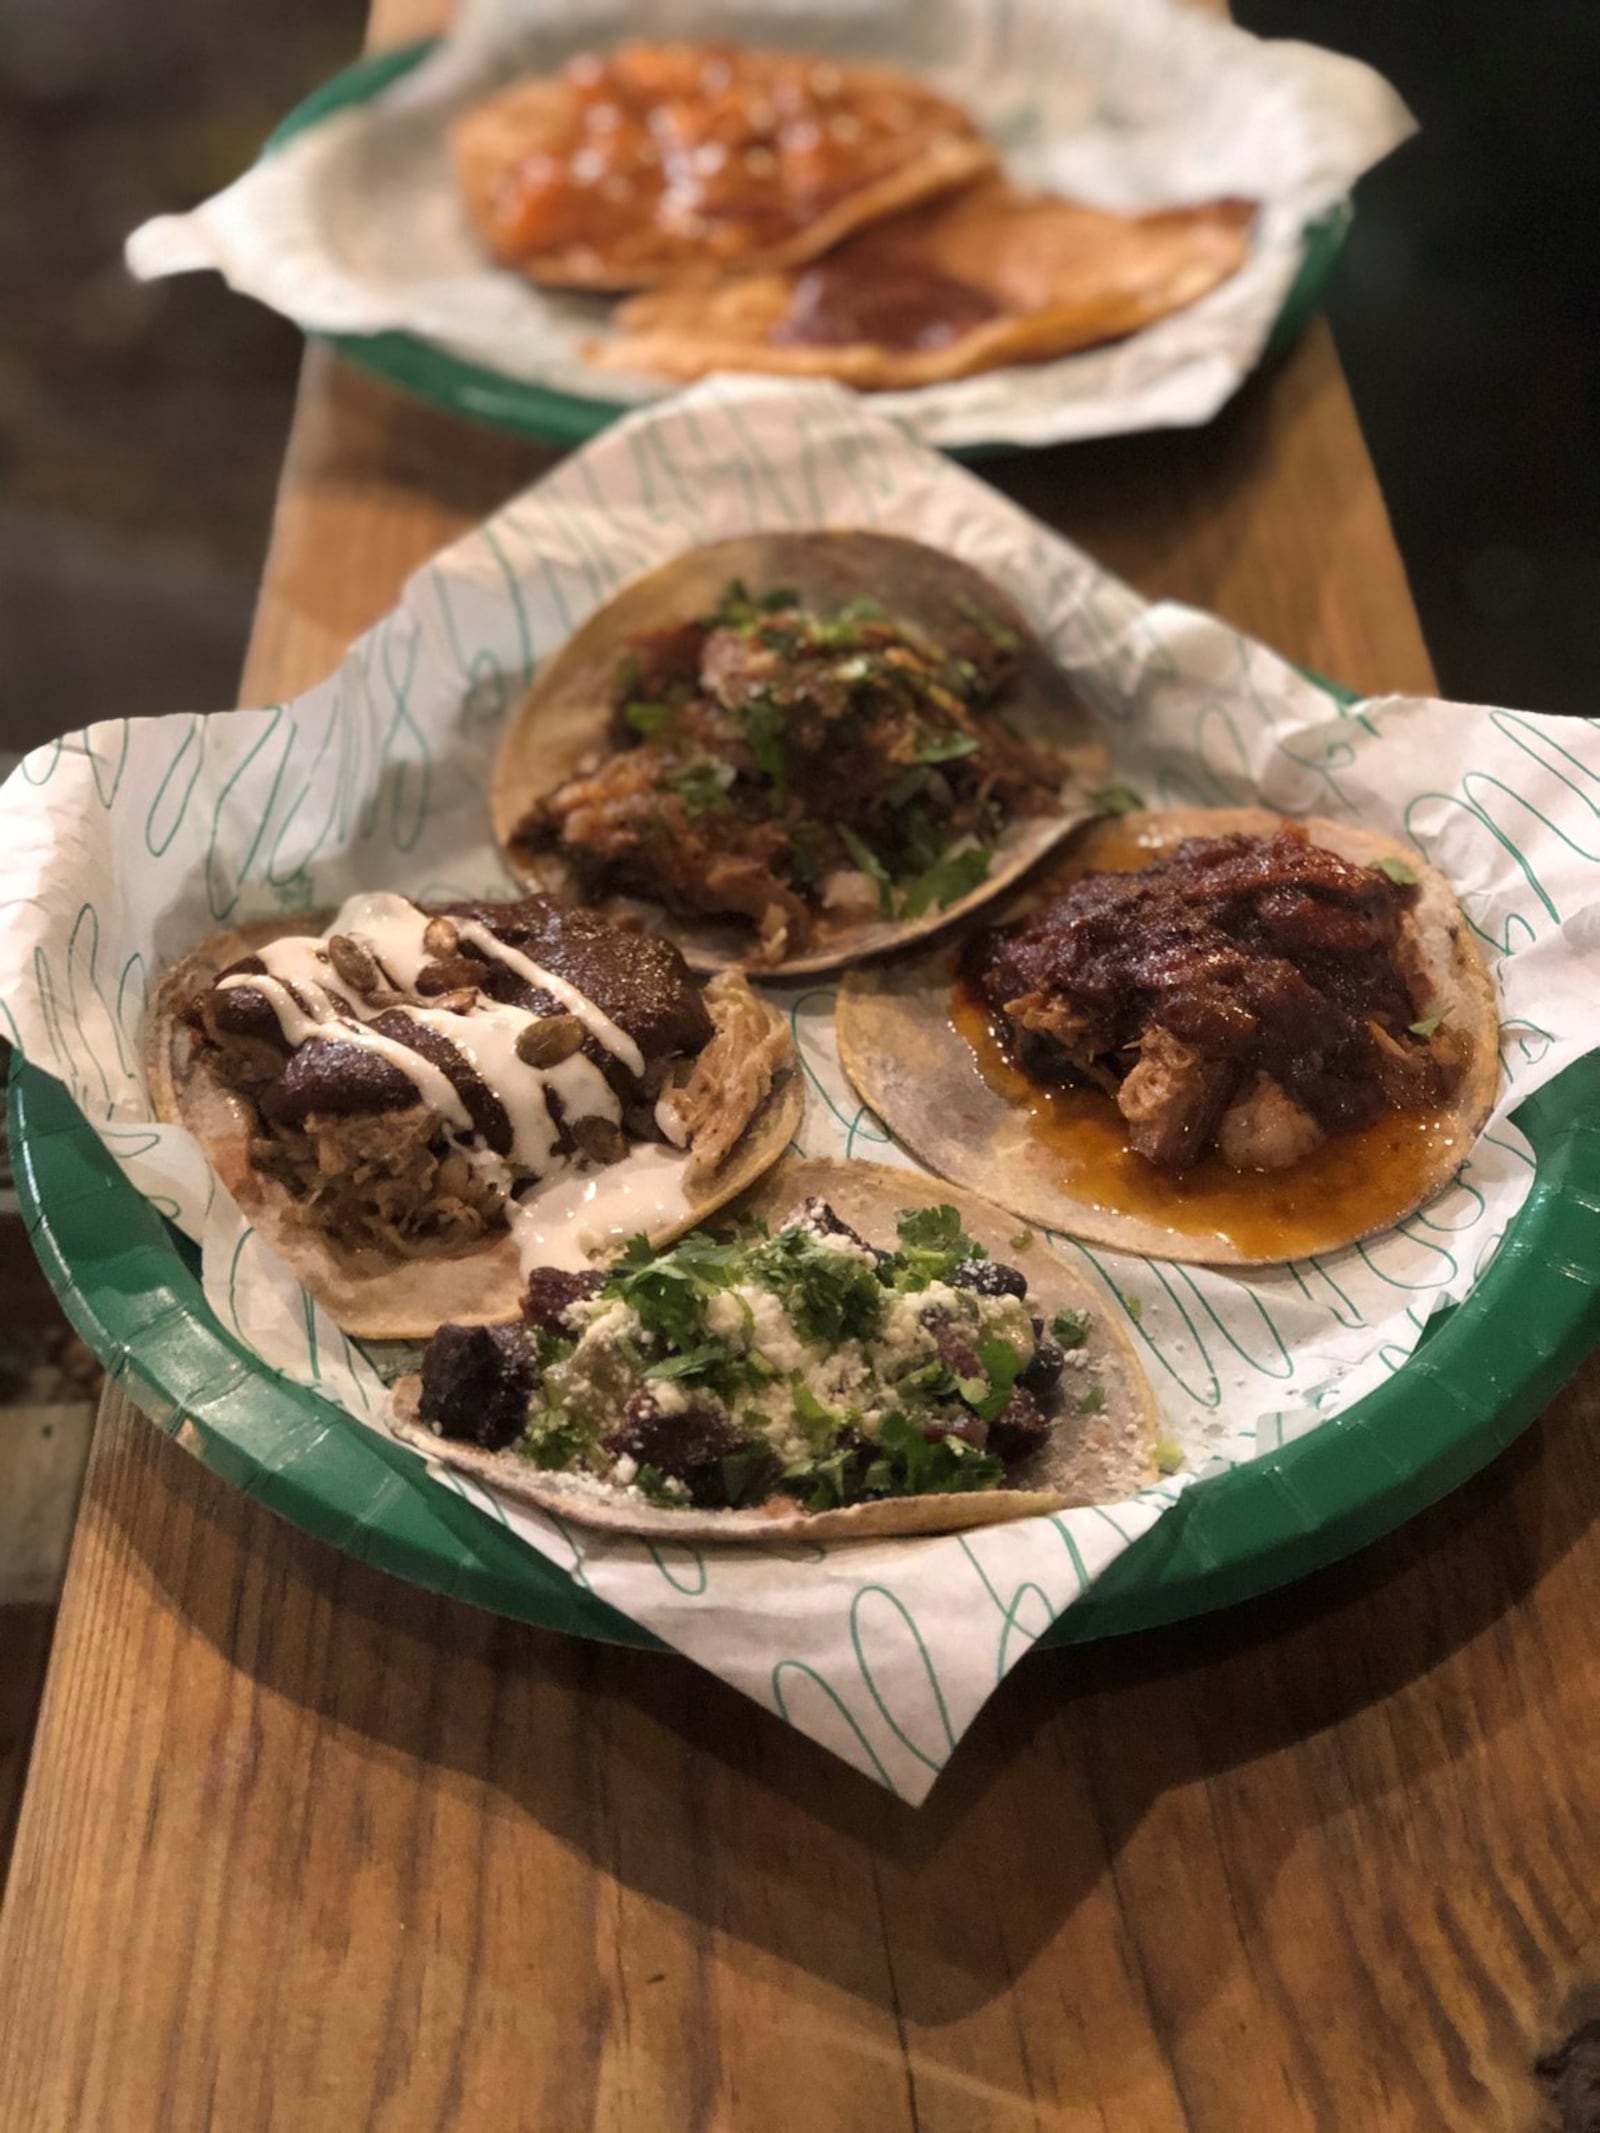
top-left (262, 39), bottom-right (1353, 459)
top-left (12, 1024), bottom-right (1600, 1650)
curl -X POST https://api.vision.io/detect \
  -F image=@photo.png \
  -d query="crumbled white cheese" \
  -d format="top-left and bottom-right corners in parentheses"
top-left (611, 1454), bottom-right (639, 1486)
top-left (647, 1379), bottom-right (691, 1417)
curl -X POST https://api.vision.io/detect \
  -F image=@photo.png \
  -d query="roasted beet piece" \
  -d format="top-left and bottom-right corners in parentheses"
top-left (602, 1389), bottom-right (761, 1506)
top-left (949, 1256), bottom-right (1028, 1302)
top-left (418, 1323), bottom-right (538, 1452)
top-left (921, 1305), bottom-right (982, 1386)
top-left (987, 1385), bottom-right (1051, 1464)
top-left (1018, 1336), bottom-right (1066, 1398)
top-left (521, 1265), bottom-right (606, 1335)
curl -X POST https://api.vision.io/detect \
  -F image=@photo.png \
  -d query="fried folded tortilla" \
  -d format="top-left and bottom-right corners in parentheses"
top-left (149, 893), bottom-right (802, 1338)
top-left (454, 39), bottom-right (993, 291)
top-left (493, 530), bottom-right (1104, 977)
top-left (837, 809), bottom-right (1499, 1267)
top-left (389, 1156), bottom-right (1159, 1541)
top-left (589, 178), bottom-right (1254, 387)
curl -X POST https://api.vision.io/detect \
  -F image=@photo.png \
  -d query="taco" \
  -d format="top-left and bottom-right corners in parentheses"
top-left (837, 809), bottom-right (1500, 1266)
top-left (591, 178), bottom-right (1255, 389)
top-left (453, 40), bottom-right (993, 291)
top-left (149, 890), bottom-right (801, 1338)
top-left (389, 1156), bottom-right (1158, 1540)
top-left (493, 530), bottom-right (1104, 976)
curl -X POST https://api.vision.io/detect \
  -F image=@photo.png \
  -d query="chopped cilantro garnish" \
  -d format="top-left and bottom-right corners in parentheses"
top-left (838, 827), bottom-right (894, 917)
top-left (519, 1408), bottom-right (594, 1471)
top-left (634, 1464), bottom-right (684, 1505)
top-left (605, 1229), bottom-right (744, 1350)
top-left (669, 762), bottom-right (731, 814)
top-left (1154, 1436), bottom-right (1185, 1476)
top-left (896, 1205), bottom-right (965, 1253)
top-left (533, 1326), bottom-right (575, 1372)
top-left (625, 700), bottom-right (675, 738)
top-left (719, 1443), bottom-right (781, 1508)
top-left (749, 1225), bottom-right (884, 1345)
top-left (885, 764), bottom-right (933, 811)
top-left (889, 1203), bottom-right (984, 1290)
top-left (900, 844), bottom-right (991, 919)
top-left (741, 695), bottom-right (789, 793)
top-left (1410, 1012), bottom-right (1446, 1039)
top-left (899, 1359), bottom-right (960, 1403)
top-left (1377, 855), bottom-right (1419, 885)
top-left (1050, 1309), bottom-right (1091, 1349)
top-left (761, 585), bottom-right (799, 612)
top-left (1090, 784), bottom-right (1146, 817)
top-left (967, 1337), bottom-right (1024, 1423)
top-left (839, 596), bottom-right (886, 625)
top-left (1077, 1383), bottom-right (1106, 1417)
top-left (791, 1379), bottom-right (841, 1448)
top-left (1010, 1230), bottom-right (1034, 1252)
top-left (701, 577), bottom-right (755, 628)
top-left (957, 598), bottom-right (1022, 656)
top-left (914, 731), bottom-right (980, 765)
top-left (866, 1411), bottom-right (1004, 1498)
top-left (643, 1342), bottom-right (732, 1384)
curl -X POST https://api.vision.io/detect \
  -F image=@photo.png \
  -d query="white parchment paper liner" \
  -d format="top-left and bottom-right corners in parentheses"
top-left (3, 379), bottom-right (1597, 1802)
top-left (125, 0), bottom-right (1414, 449)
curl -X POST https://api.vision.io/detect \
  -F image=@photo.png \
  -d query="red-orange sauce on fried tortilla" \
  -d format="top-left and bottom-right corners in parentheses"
top-left (487, 42), bottom-right (979, 272)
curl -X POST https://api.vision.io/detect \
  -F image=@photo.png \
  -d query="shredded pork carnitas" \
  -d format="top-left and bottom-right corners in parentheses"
top-left (183, 895), bottom-right (730, 1261)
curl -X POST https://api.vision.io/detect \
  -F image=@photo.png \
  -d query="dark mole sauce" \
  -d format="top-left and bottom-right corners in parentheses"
top-left (952, 825), bottom-right (1460, 1260)
top-left (771, 255), bottom-right (1001, 352)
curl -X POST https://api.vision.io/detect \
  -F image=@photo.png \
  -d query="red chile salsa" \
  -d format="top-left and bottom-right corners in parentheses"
top-left (976, 827), bottom-right (1467, 1175)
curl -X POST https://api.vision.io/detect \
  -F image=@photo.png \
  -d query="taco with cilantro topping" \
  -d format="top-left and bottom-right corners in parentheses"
top-left (389, 1157), bottom-right (1157, 1539)
top-left (492, 531), bottom-right (1103, 976)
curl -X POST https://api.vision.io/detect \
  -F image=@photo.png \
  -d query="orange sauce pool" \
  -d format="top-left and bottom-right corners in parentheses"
top-left (952, 821), bottom-right (1462, 1258)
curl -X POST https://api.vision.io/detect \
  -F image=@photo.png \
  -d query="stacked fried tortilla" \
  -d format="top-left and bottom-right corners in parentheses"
top-left (454, 39), bottom-right (1255, 388)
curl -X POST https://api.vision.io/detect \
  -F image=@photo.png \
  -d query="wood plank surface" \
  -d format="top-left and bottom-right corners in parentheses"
top-left (4, 4), bottom-right (1597, 2129)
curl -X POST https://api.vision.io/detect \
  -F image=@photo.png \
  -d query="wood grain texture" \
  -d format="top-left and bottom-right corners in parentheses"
top-left (4, 1365), bottom-right (1600, 2133)
top-left (5, 2), bottom-right (1593, 2127)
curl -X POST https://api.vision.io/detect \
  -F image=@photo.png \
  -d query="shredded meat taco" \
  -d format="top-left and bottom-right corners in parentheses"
top-left (592, 178), bottom-right (1255, 388)
top-left (390, 1157), bottom-right (1158, 1540)
top-left (453, 39), bottom-right (993, 290)
top-left (494, 531), bottom-right (1103, 975)
top-left (150, 891), bottom-right (801, 1337)
top-left (838, 810), bottom-right (1500, 1266)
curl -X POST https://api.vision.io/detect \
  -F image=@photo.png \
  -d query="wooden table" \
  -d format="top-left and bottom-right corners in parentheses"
top-left (5, 11), bottom-right (1600, 2130)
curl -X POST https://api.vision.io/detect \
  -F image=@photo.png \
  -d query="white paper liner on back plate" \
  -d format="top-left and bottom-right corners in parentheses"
top-left (2, 380), bottom-right (1599, 1803)
top-left (124, 0), bottom-right (1415, 449)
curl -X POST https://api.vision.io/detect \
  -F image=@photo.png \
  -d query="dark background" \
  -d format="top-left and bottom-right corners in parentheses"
top-left (0, 0), bottom-right (1594, 753)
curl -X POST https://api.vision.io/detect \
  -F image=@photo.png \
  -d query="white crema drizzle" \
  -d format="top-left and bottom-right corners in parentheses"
top-left (212, 894), bottom-right (691, 1261)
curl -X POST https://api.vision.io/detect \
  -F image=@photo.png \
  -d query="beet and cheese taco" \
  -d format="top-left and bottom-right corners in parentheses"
top-left (591, 178), bottom-right (1254, 390)
top-left (452, 40), bottom-right (993, 291)
top-left (838, 809), bottom-right (1499, 1267)
top-left (493, 531), bottom-right (1104, 975)
top-left (390, 1157), bottom-right (1158, 1540)
top-left (150, 891), bottom-right (801, 1338)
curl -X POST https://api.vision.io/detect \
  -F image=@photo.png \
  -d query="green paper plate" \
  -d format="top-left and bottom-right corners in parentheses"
top-left (13, 1028), bottom-right (1600, 1647)
top-left (264, 40), bottom-right (1353, 456)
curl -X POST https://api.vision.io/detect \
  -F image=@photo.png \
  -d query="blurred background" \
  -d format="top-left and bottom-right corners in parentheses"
top-left (0, 0), bottom-right (1593, 1865)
